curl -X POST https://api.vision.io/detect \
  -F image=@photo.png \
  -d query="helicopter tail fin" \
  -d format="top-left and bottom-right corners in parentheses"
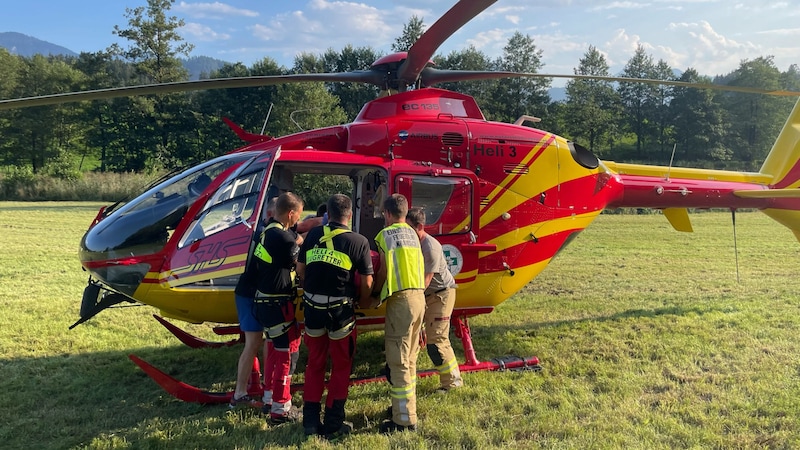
top-left (759, 99), bottom-right (800, 189)
top-left (749, 99), bottom-right (800, 241)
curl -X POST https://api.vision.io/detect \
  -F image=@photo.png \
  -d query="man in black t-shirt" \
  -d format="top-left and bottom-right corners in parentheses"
top-left (251, 192), bottom-right (304, 424)
top-left (296, 194), bottom-right (374, 439)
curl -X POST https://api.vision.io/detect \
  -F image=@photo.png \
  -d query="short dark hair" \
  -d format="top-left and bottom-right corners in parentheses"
top-left (327, 194), bottom-right (352, 223)
top-left (406, 207), bottom-right (426, 228)
top-left (276, 192), bottom-right (303, 215)
top-left (315, 203), bottom-right (327, 217)
top-left (383, 193), bottom-right (408, 219)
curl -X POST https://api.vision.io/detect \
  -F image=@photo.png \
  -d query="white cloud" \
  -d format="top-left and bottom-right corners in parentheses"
top-left (588, 2), bottom-right (652, 12)
top-left (174, 1), bottom-right (259, 19)
top-left (181, 22), bottom-right (231, 41)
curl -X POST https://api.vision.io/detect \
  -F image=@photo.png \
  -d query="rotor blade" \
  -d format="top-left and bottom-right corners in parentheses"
top-left (0, 71), bottom-right (384, 110)
top-left (420, 68), bottom-right (800, 97)
top-left (398, 0), bottom-right (497, 86)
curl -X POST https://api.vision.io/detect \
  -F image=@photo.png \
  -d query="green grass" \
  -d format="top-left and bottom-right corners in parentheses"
top-left (1, 202), bottom-right (799, 449)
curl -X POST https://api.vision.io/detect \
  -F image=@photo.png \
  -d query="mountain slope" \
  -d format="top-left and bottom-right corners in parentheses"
top-left (0, 32), bottom-right (78, 58)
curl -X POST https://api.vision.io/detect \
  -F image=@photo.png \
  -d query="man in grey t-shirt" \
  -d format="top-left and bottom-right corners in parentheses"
top-left (406, 207), bottom-right (464, 391)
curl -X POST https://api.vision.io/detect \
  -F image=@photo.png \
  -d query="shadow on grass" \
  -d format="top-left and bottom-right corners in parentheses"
top-left (0, 331), bottom-right (390, 450)
top-left (0, 304), bottom-right (714, 449)
top-left (466, 304), bottom-right (724, 360)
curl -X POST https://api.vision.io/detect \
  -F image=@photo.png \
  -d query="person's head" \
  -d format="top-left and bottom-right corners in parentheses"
top-left (315, 203), bottom-right (327, 217)
top-left (273, 167), bottom-right (294, 193)
top-left (327, 194), bottom-right (352, 224)
top-left (406, 207), bottom-right (426, 236)
top-left (265, 197), bottom-right (278, 218)
top-left (382, 193), bottom-right (408, 224)
top-left (275, 192), bottom-right (304, 227)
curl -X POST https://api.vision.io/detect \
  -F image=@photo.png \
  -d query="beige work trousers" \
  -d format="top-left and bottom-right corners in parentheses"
top-left (384, 288), bottom-right (425, 426)
top-left (425, 288), bottom-right (463, 389)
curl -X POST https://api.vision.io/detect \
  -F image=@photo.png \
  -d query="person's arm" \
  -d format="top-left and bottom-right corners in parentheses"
top-left (358, 274), bottom-right (373, 308)
top-left (296, 217), bottom-right (323, 234)
top-left (370, 250), bottom-right (387, 308)
top-left (296, 262), bottom-right (306, 287)
top-left (424, 272), bottom-right (434, 289)
top-left (421, 243), bottom-right (435, 289)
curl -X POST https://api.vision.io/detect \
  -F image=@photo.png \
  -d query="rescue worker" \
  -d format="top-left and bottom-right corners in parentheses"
top-left (229, 200), bottom-right (278, 409)
top-left (251, 192), bottom-right (304, 424)
top-left (406, 207), bottom-right (464, 391)
top-left (296, 194), bottom-right (374, 439)
top-left (369, 193), bottom-right (425, 433)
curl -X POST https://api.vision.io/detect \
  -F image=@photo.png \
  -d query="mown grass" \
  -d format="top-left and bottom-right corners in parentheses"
top-left (1, 202), bottom-right (798, 449)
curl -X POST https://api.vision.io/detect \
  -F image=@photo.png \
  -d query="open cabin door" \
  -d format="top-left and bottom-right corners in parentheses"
top-left (391, 165), bottom-right (483, 289)
top-left (161, 149), bottom-right (279, 290)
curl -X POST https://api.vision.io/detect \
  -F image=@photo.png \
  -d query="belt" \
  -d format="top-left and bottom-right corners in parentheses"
top-left (303, 293), bottom-right (352, 309)
top-left (253, 292), bottom-right (294, 303)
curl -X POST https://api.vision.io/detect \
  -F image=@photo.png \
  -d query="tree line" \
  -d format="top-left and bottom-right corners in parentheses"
top-left (1, 0), bottom-right (798, 180)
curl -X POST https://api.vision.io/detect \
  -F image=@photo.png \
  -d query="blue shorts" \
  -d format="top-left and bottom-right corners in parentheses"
top-left (235, 294), bottom-right (262, 332)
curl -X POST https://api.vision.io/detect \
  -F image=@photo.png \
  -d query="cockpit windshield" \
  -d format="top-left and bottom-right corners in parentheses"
top-left (81, 152), bottom-right (256, 261)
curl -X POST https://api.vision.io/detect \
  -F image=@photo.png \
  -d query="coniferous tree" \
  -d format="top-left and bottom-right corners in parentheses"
top-left (563, 46), bottom-right (619, 155)
top-left (618, 44), bottom-right (657, 159)
top-left (488, 32), bottom-right (550, 124)
top-left (669, 68), bottom-right (727, 163)
top-left (109, 0), bottom-right (194, 171)
top-left (392, 15), bottom-right (425, 52)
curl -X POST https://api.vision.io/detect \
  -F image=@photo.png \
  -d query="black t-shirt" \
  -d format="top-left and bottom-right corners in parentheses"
top-left (253, 218), bottom-right (299, 295)
top-left (299, 222), bottom-right (373, 298)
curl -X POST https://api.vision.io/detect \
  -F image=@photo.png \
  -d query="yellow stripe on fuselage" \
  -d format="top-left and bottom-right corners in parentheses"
top-left (485, 209), bottom-right (601, 252)
top-left (163, 252), bottom-right (248, 279)
top-left (603, 162), bottom-right (772, 184)
top-left (480, 135), bottom-right (557, 228)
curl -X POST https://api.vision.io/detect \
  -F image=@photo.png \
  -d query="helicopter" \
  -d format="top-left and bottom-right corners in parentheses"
top-left (2, 0), bottom-right (800, 404)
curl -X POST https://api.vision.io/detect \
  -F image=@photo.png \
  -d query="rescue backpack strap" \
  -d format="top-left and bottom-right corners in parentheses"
top-left (317, 226), bottom-right (351, 248)
top-left (253, 221), bottom-right (286, 263)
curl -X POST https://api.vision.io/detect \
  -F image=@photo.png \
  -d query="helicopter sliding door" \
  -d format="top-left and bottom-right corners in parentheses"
top-left (392, 166), bottom-right (481, 289)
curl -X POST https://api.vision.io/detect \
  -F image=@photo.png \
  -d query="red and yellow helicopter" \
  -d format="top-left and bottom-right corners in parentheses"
top-left (3, 0), bottom-right (800, 403)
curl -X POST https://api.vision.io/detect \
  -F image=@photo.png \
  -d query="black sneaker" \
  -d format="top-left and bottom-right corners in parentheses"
top-left (228, 394), bottom-right (261, 410)
top-left (379, 419), bottom-right (417, 433)
top-left (259, 402), bottom-right (273, 415)
top-left (323, 421), bottom-right (353, 441)
top-left (268, 405), bottom-right (302, 425)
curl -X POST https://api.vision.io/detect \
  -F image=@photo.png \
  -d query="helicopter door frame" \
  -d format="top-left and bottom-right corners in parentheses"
top-left (390, 164), bottom-right (484, 287)
top-left (162, 148), bottom-right (281, 289)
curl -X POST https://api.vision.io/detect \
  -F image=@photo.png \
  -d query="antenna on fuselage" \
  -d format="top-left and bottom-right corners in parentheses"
top-left (665, 143), bottom-right (677, 182)
top-left (260, 103), bottom-right (274, 135)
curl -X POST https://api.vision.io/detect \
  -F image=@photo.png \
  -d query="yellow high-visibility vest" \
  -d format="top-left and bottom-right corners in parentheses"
top-left (375, 222), bottom-right (424, 300)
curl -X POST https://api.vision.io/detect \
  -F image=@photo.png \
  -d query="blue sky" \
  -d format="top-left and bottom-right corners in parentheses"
top-left (2, 0), bottom-right (798, 87)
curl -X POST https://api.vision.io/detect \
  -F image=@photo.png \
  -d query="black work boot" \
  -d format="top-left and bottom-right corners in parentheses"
top-left (302, 401), bottom-right (322, 437)
top-left (322, 399), bottom-right (352, 441)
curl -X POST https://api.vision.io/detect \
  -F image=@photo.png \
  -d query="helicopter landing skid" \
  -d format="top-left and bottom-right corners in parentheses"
top-left (153, 314), bottom-right (243, 348)
top-left (131, 312), bottom-right (540, 404)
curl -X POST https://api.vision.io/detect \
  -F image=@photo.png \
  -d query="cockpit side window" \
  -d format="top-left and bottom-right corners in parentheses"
top-left (178, 167), bottom-right (266, 248)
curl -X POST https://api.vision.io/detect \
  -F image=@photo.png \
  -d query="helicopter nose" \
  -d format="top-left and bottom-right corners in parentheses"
top-left (79, 232), bottom-right (153, 297)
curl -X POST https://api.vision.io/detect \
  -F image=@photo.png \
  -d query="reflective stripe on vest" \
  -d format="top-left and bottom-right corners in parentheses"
top-left (253, 221), bottom-right (285, 264)
top-left (306, 226), bottom-right (353, 270)
top-left (375, 223), bottom-right (424, 299)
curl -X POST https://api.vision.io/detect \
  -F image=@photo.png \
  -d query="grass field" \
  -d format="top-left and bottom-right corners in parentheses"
top-left (1, 202), bottom-right (799, 449)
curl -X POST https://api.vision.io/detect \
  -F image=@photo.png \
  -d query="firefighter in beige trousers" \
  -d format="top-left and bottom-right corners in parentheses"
top-left (406, 207), bottom-right (464, 391)
top-left (369, 194), bottom-right (426, 433)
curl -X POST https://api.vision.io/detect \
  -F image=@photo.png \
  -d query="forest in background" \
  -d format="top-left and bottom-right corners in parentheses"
top-left (1, 0), bottom-right (799, 200)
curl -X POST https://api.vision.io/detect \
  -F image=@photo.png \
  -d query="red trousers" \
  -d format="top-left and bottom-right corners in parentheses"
top-left (302, 331), bottom-right (356, 407)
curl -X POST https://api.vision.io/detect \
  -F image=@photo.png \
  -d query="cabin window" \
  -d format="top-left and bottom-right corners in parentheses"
top-left (395, 175), bottom-right (472, 235)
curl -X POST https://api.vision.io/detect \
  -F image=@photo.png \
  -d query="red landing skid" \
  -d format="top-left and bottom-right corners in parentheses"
top-left (129, 309), bottom-right (541, 404)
